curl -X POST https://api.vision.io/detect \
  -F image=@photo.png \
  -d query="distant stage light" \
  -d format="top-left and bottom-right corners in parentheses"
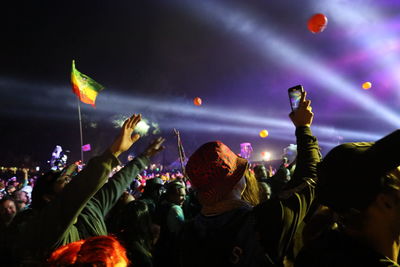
top-left (135, 120), bottom-right (150, 136)
top-left (111, 114), bottom-right (151, 136)
top-left (151, 122), bottom-right (161, 134)
top-left (261, 151), bottom-right (272, 161)
top-left (112, 114), bottom-right (128, 128)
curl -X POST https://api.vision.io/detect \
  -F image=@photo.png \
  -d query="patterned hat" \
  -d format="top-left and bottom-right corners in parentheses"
top-left (186, 141), bottom-right (248, 205)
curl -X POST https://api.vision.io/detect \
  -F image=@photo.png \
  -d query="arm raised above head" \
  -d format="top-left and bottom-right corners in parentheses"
top-left (38, 115), bottom-right (145, 250)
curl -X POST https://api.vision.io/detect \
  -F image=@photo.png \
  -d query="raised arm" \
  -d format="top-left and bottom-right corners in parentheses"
top-left (93, 136), bottom-right (166, 217)
top-left (40, 114), bottom-right (144, 249)
top-left (288, 91), bottom-right (320, 185)
top-left (254, 90), bottom-right (321, 263)
top-left (18, 168), bottom-right (29, 190)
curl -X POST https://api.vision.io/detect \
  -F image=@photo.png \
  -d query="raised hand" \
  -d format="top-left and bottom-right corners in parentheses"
top-left (143, 137), bottom-right (166, 158)
top-left (22, 168), bottom-right (29, 180)
top-left (110, 114), bottom-right (142, 157)
top-left (289, 91), bottom-right (314, 127)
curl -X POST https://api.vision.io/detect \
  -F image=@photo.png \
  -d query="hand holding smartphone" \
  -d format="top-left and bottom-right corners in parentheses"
top-left (288, 85), bottom-right (304, 112)
top-left (288, 84), bottom-right (314, 127)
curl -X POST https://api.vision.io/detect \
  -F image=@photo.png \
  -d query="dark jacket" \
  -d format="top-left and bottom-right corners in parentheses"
top-left (295, 229), bottom-right (400, 267)
top-left (179, 126), bottom-right (320, 267)
top-left (12, 152), bottom-right (149, 266)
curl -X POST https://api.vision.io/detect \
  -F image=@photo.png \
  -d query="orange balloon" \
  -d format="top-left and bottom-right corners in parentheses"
top-left (362, 82), bottom-right (372, 90)
top-left (193, 97), bottom-right (202, 106)
top-left (307, 13), bottom-right (328, 34)
top-left (259, 129), bottom-right (269, 138)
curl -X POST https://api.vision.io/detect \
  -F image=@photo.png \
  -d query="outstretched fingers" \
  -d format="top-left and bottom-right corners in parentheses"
top-left (131, 114), bottom-right (142, 128)
top-left (145, 137), bottom-right (166, 157)
top-left (149, 137), bottom-right (165, 153)
top-left (122, 117), bottom-right (131, 129)
top-left (153, 137), bottom-right (166, 148)
top-left (126, 114), bottom-right (141, 129)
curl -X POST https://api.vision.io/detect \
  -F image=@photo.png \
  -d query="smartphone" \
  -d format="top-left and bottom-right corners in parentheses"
top-left (288, 85), bottom-right (304, 111)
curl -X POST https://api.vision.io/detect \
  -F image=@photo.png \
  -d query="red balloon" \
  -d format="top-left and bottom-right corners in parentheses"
top-left (307, 13), bottom-right (328, 34)
top-left (193, 97), bottom-right (202, 106)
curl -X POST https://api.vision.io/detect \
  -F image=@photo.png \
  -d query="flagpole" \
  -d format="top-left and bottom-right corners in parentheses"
top-left (71, 60), bottom-right (104, 164)
top-left (173, 128), bottom-right (187, 180)
top-left (77, 98), bottom-right (84, 164)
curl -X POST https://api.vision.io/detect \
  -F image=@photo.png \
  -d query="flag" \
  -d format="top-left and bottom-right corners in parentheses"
top-left (82, 144), bottom-right (91, 152)
top-left (71, 60), bottom-right (104, 107)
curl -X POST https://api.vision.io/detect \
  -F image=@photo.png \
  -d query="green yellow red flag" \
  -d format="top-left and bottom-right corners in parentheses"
top-left (71, 60), bottom-right (104, 107)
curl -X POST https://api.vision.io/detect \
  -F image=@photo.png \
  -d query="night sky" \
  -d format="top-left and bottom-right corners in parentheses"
top-left (2, 0), bottom-right (400, 168)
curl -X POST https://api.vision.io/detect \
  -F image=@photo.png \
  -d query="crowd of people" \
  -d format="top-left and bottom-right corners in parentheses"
top-left (1, 91), bottom-right (400, 266)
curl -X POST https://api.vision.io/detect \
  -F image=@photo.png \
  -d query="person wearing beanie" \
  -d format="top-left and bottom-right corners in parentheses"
top-left (139, 177), bottom-right (165, 217)
top-left (153, 181), bottom-right (187, 266)
top-left (179, 91), bottom-right (320, 267)
top-left (295, 131), bottom-right (400, 267)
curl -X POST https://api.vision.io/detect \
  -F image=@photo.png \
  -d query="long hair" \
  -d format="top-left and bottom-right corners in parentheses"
top-left (117, 200), bottom-right (154, 255)
top-left (47, 235), bottom-right (129, 266)
top-left (241, 169), bottom-right (261, 206)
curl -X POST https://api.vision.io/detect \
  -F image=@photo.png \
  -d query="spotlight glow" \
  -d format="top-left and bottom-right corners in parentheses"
top-left (135, 120), bottom-right (151, 136)
top-left (318, 1), bottom-right (400, 102)
top-left (111, 114), bottom-right (152, 136)
top-left (178, 1), bottom-right (400, 127)
top-left (261, 151), bottom-right (272, 161)
top-left (0, 78), bottom-right (389, 147)
top-left (101, 92), bottom-right (385, 143)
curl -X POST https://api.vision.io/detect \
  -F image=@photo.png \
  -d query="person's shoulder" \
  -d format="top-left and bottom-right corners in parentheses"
top-left (378, 259), bottom-right (400, 267)
top-left (170, 204), bottom-right (183, 212)
top-left (296, 230), bottom-right (395, 267)
top-left (13, 208), bottom-right (36, 225)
